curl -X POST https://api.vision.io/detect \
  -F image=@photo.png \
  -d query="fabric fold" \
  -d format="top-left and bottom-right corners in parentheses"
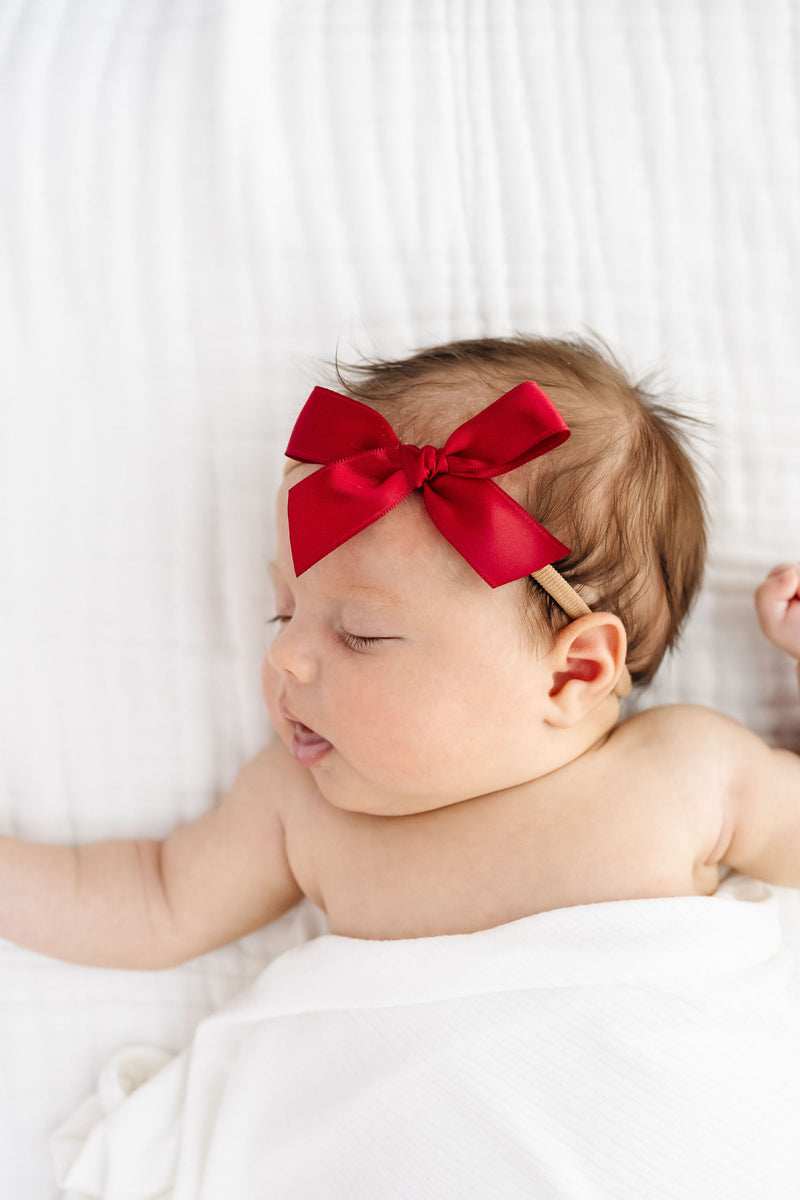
top-left (51, 875), bottom-right (800, 1200)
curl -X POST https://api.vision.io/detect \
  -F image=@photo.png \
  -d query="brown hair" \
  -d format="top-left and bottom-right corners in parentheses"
top-left (323, 334), bottom-right (708, 688)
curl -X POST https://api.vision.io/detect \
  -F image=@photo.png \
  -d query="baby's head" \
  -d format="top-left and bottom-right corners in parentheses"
top-left (326, 334), bottom-right (707, 688)
top-left (265, 334), bottom-right (707, 816)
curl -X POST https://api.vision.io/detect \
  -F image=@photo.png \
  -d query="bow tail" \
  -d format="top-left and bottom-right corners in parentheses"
top-left (423, 477), bottom-right (570, 588)
top-left (287, 460), bottom-right (413, 575)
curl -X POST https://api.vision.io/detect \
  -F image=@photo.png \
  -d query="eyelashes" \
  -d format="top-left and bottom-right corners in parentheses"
top-left (268, 615), bottom-right (389, 653)
top-left (338, 632), bottom-right (386, 652)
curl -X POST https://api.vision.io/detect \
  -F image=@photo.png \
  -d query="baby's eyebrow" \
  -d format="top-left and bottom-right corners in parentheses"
top-left (268, 561), bottom-right (409, 609)
top-left (337, 579), bottom-right (411, 609)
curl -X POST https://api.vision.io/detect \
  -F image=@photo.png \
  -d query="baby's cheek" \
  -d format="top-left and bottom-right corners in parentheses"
top-left (374, 698), bottom-right (471, 775)
top-left (260, 656), bottom-right (282, 727)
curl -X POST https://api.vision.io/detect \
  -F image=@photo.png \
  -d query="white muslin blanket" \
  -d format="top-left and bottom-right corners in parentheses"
top-left (51, 875), bottom-right (800, 1200)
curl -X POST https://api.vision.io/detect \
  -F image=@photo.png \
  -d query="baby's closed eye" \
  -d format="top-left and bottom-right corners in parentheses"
top-left (338, 631), bottom-right (398, 652)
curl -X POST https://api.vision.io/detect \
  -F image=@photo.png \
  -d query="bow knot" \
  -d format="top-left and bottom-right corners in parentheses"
top-left (284, 382), bottom-right (572, 588)
top-left (399, 443), bottom-right (449, 489)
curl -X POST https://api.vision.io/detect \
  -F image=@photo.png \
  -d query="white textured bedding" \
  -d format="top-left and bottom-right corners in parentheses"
top-left (1, 0), bottom-right (800, 1195)
top-left (51, 875), bottom-right (800, 1199)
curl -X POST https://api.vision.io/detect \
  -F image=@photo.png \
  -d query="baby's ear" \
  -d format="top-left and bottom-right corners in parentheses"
top-left (544, 613), bottom-right (627, 728)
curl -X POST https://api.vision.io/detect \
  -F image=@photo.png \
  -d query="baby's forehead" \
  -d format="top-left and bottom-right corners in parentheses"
top-left (276, 473), bottom-right (487, 601)
top-left (280, 459), bottom-right (314, 485)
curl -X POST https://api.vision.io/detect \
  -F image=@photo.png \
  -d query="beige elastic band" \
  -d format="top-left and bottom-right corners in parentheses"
top-left (530, 565), bottom-right (632, 699)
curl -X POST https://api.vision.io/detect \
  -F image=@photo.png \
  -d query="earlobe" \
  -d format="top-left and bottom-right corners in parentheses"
top-left (545, 613), bottom-right (627, 728)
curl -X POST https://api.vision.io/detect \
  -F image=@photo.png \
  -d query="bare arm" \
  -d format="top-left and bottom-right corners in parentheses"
top-left (718, 563), bottom-right (800, 884)
top-left (712, 716), bottom-right (800, 887)
top-left (0, 741), bottom-right (305, 970)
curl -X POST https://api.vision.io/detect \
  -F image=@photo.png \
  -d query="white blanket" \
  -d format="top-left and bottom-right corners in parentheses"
top-left (51, 874), bottom-right (800, 1200)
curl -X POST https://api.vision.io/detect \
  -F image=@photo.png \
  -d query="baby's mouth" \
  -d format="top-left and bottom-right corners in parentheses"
top-left (293, 720), bottom-right (326, 744)
top-left (281, 709), bottom-right (333, 766)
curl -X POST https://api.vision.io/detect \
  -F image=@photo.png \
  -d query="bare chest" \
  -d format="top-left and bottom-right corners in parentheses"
top-left (282, 762), bottom-right (721, 940)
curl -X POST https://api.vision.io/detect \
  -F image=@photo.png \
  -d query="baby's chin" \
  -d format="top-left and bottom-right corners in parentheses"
top-left (313, 766), bottom-right (457, 819)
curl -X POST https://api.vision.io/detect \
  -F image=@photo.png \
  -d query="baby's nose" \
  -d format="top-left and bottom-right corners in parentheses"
top-left (268, 620), bottom-right (317, 683)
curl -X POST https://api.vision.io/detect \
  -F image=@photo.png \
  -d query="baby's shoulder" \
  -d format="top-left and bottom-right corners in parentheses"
top-left (621, 700), bottom-right (738, 737)
top-left (623, 701), bottom-right (750, 737)
top-left (614, 703), bottom-right (754, 777)
top-left (602, 704), bottom-right (757, 871)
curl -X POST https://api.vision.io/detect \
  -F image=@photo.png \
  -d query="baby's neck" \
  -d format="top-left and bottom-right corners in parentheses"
top-left (533, 693), bottom-right (622, 783)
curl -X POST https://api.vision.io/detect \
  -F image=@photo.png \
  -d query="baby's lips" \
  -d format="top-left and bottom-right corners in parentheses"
top-left (277, 695), bottom-right (305, 726)
top-left (279, 701), bottom-right (326, 740)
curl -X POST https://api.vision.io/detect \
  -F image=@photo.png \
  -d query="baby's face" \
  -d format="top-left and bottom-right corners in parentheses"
top-left (263, 468), bottom-right (557, 816)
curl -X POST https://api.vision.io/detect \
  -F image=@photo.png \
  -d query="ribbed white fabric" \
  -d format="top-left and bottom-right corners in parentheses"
top-left (51, 875), bottom-right (800, 1199)
top-left (2, 1), bottom-right (800, 1194)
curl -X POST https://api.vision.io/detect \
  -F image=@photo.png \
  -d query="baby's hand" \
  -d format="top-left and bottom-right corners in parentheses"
top-left (755, 563), bottom-right (800, 660)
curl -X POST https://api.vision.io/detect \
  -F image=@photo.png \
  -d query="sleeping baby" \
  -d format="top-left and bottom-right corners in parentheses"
top-left (3, 333), bottom-right (800, 964)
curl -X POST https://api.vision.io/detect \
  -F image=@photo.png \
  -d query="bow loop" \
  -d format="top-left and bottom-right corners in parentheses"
top-left (284, 381), bottom-right (571, 588)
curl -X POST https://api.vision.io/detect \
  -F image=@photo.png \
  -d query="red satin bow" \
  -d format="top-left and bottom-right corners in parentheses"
top-left (284, 381), bottom-right (571, 588)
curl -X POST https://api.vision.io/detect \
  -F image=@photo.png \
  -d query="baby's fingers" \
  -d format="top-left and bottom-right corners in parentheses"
top-left (755, 563), bottom-right (800, 655)
top-left (763, 563), bottom-right (800, 598)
